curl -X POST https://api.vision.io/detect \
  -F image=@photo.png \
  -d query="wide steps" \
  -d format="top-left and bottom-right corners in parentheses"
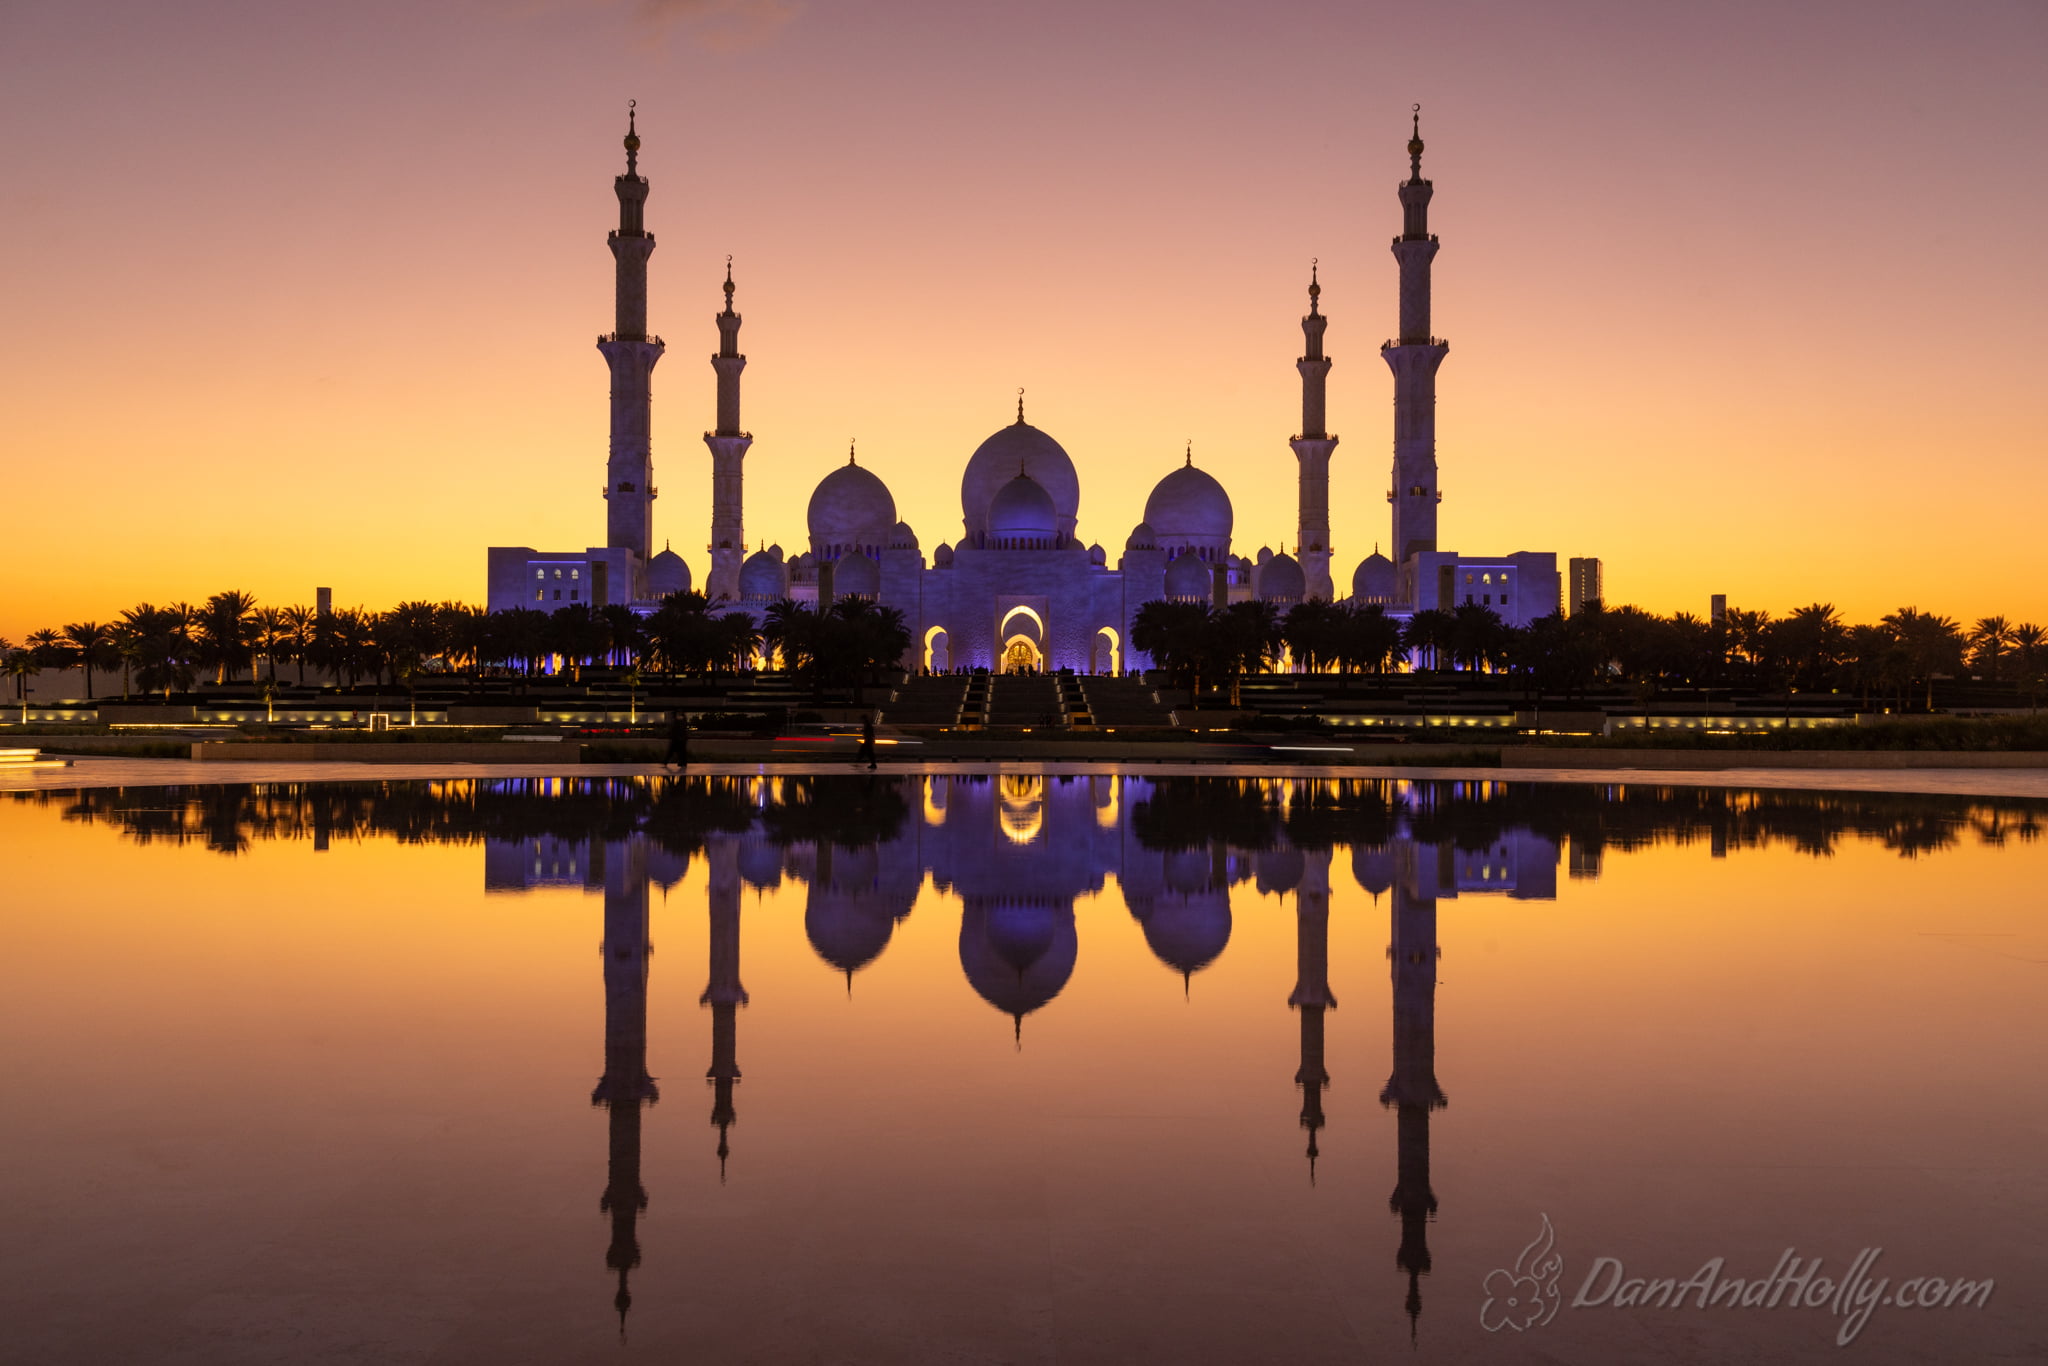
top-left (986, 676), bottom-right (1064, 728)
top-left (880, 676), bottom-right (971, 726)
top-left (1077, 677), bottom-right (1177, 727)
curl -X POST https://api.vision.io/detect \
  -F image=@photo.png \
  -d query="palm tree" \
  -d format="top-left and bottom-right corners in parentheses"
top-left (1447, 602), bottom-right (1509, 673)
top-left (599, 604), bottom-right (644, 669)
top-left (1402, 609), bottom-right (1453, 672)
top-left (1771, 603), bottom-right (1848, 694)
top-left (4, 647), bottom-right (38, 713)
top-left (2010, 622), bottom-right (2046, 710)
top-left (199, 591), bottom-right (258, 684)
top-left (1281, 600), bottom-right (1341, 675)
top-left (759, 598), bottom-right (813, 680)
top-left (1131, 599), bottom-right (1213, 694)
top-left (1967, 616), bottom-right (2013, 680)
top-left (1342, 602), bottom-right (1407, 678)
top-left (250, 608), bottom-right (289, 684)
top-left (61, 621), bottom-right (115, 699)
top-left (1882, 607), bottom-right (1965, 711)
top-left (279, 605), bottom-right (316, 684)
top-left (120, 605), bottom-right (195, 699)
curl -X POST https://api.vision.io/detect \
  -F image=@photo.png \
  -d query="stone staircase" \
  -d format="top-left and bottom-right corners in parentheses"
top-left (986, 675), bottom-right (1064, 728)
top-left (878, 675), bottom-right (972, 727)
top-left (1076, 676), bottom-right (1178, 728)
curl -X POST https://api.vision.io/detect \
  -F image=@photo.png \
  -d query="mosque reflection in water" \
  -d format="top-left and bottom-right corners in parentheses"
top-left (27, 773), bottom-right (2037, 1340)
top-left (475, 773), bottom-right (1550, 1334)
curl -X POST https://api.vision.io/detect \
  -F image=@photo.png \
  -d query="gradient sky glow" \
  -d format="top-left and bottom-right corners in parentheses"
top-left (3, 0), bottom-right (2044, 638)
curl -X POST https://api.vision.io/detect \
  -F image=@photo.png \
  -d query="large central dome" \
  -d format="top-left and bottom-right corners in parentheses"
top-left (961, 418), bottom-right (1079, 545)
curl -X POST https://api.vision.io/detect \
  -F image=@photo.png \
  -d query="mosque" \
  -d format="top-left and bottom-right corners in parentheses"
top-left (485, 107), bottom-right (1561, 669)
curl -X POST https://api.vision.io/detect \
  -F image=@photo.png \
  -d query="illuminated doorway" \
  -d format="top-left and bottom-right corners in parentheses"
top-left (1002, 637), bottom-right (1042, 673)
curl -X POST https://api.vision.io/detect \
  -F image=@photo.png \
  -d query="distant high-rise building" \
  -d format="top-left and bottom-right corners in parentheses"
top-left (315, 587), bottom-right (332, 618)
top-left (1567, 558), bottom-right (1602, 614)
top-left (1710, 594), bottom-right (1727, 624)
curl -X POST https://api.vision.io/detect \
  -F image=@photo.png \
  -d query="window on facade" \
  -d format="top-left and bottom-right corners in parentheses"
top-left (571, 568), bottom-right (580, 580)
top-left (553, 568), bottom-right (563, 579)
top-left (570, 590), bottom-right (579, 601)
top-left (553, 589), bottom-right (561, 601)
top-left (534, 589), bottom-right (544, 601)
top-left (1465, 573), bottom-right (1474, 584)
top-left (535, 569), bottom-right (545, 580)
top-left (1483, 594), bottom-right (1491, 605)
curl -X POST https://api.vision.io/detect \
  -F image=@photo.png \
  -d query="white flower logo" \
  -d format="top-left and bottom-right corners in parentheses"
top-left (1480, 1213), bottom-right (1564, 1332)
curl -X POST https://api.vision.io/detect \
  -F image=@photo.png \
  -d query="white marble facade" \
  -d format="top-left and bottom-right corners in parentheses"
top-left (486, 113), bottom-right (1567, 662)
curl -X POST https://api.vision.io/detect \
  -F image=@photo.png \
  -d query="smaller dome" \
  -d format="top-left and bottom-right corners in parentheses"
top-left (808, 459), bottom-right (896, 554)
top-left (1352, 551), bottom-right (1397, 603)
top-left (934, 542), bottom-right (955, 567)
top-left (1353, 844), bottom-right (1395, 897)
top-left (739, 548), bottom-right (786, 602)
top-left (767, 542), bottom-right (783, 558)
top-left (1257, 546), bottom-right (1274, 566)
top-left (1254, 846), bottom-right (1305, 896)
top-left (987, 472), bottom-right (1059, 546)
top-left (1165, 551), bottom-right (1211, 601)
top-left (1125, 521), bottom-right (1158, 551)
top-left (832, 552), bottom-right (881, 599)
top-left (647, 546), bottom-right (691, 598)
top-left (1087, 542), bottom-right (1106, 566)
top-left (1144, 462), bottom-right (1233, 548)
top-left (1259, 553), bottom-right (1305, 603)
top-left (739, 834), bottom-right (784, 891)
top-left (1136, 893), bottom-right (1232, 979)
top-left (887, 520), bottom-right (919, 551)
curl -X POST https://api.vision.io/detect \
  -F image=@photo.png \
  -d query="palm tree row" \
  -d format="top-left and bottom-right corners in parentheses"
top-left (2, 590), bottom-right (924, 702)
top-left (1129, 597), bottom-right (2047, 711)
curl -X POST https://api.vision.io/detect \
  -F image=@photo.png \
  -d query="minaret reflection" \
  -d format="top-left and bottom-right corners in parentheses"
top-left (1379, 840), bottom-right (1446, 1338)
top-left (702, 835), bottom-right (749, 1175)
top-left (590, 838), bottom-right (658, 1337)
top-left (1286, 848), bottom-right (1336, 1181)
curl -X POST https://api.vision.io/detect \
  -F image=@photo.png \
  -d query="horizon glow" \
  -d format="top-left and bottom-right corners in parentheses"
top-left (2, 0), bottom-right (2044, 640)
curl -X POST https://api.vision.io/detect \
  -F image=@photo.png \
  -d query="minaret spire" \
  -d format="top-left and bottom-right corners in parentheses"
top-left (702, 837), bottom-right (749, 1180)
top-left (600, 102), bottom-right (664, 587)
top-left (592, 838), bottom-right (659, 1339)
top-left (1382, 839), bottom-right (1447, 1338)
top-left (1291, 258), bottom-right (1338, 600)
top-left (1383, 103), bottom-right (1449, 598)
top-left (1288, 850), bottom-right (1337, 1182)
top-left (704, 253), bottom-right (751, 601)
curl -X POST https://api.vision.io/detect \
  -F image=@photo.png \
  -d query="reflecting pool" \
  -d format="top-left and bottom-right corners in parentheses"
top-left (2, 774), bottom-right (2042, 1364)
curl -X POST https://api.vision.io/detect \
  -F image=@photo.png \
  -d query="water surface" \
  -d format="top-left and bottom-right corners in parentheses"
top-left (2, 774), bottom-right (2041, 1364)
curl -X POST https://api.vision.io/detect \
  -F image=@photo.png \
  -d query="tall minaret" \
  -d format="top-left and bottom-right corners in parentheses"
top-left (1382, 106), bottom-right (1448, 596)
top-left (1380, 841), bottom-right (1447, 1339)
top-left (704, 260), bottom-right (751, 602)
top-left (600, 104), bottom-right (664, 581)
top-left (1290, 264), bottom-right (1338, 601)
top-left (701, 836), bottom-right (749, 1175)
top-left (590, 838), bottom-right (658, 1336)
top-left (1287, 848), bottom-right (1337, 1179)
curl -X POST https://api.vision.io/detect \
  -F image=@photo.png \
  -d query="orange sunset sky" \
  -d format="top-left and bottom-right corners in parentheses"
top-left (2, 0), bottom-right (2044, 641)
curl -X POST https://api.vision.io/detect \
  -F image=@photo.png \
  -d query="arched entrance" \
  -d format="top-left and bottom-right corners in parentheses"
top-left (1090, 626), bottom-right (1121, 675)
top-left (997, 604), bottom-right (1045, 674)
top-left (923, 625), bottom-right (950, 672)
